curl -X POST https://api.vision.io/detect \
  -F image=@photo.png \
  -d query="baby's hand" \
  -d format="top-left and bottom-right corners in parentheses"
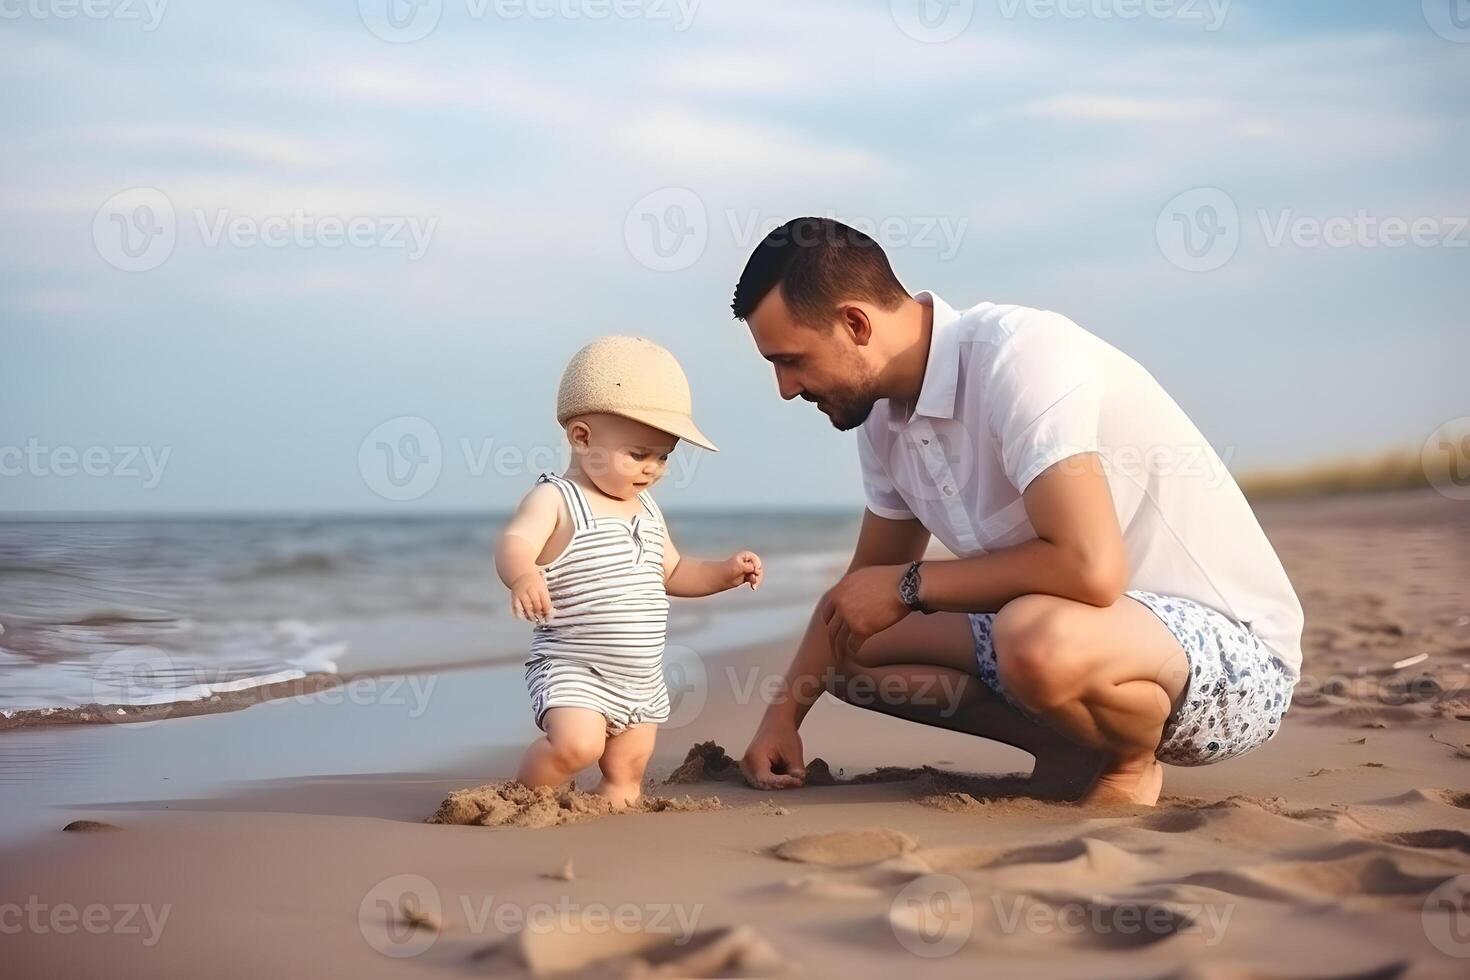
top-left (510, 570), bottom-right (553, 624)
top-left (726, 551), bottom-right (763, 591)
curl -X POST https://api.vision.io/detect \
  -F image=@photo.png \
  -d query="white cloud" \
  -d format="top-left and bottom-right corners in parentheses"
top-left (616, 108), bottom-right (884, 178)
top-left (43, 125), bottom-right (334, 169)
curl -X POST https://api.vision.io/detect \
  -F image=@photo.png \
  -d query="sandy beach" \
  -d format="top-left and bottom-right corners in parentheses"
top-left (3, 489), bottom-right (1468, 978)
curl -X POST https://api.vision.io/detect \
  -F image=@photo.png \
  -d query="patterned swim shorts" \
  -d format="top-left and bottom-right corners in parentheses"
top-left (969, 590), bottom-right (1296, 767)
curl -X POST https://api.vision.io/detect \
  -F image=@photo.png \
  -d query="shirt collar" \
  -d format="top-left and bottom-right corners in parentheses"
top-left (890, 290), bottom-right (961, 429)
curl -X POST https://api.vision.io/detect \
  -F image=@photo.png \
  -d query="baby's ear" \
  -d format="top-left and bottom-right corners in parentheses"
top-left (566, 418), bottom-right (592, 448)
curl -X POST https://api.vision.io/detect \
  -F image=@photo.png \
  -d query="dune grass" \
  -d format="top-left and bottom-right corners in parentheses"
top-left (1236, 448), bottom-right (1446, 501)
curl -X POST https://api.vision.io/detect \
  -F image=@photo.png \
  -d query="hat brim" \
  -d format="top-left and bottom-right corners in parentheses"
top-left (616, 407), bottom-right (719, 453)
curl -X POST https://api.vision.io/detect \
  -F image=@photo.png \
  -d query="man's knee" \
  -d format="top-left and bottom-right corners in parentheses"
top-left (993, 595), bottom-right (1081, 710)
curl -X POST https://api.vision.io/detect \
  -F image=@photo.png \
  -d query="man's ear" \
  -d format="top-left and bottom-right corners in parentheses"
top-left (841, 305), bottom-right (874, 347)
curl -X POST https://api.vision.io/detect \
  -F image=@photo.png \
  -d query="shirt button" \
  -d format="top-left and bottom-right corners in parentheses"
top-left (943, 486), bottom-right (954, 496)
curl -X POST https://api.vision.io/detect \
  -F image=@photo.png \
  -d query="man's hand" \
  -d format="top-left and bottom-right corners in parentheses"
top-left (820, 563), bottom-right (909, 657)
top-left (740, 719), bottom-right (807, 790)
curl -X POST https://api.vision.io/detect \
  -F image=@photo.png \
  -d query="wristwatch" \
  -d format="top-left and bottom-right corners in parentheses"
top-left (898, 560), bottom-right (931, 614)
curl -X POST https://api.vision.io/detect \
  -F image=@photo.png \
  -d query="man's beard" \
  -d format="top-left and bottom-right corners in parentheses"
top-left (812, 377), bottom-right (881, 431)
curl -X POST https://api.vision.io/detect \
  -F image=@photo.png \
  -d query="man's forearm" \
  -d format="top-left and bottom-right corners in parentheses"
top-left (918, 537), bottom-right (1125, 613)
top-left (762, 602), bottom-right (843, 728)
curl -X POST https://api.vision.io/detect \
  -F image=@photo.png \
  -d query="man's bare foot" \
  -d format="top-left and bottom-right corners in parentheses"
top-left (593, 782), bottom-right (642, 808)
top-left (1028, 746), bottom-right (1106, 801)
top-left (1079, 757), bottom-right (1163, 806)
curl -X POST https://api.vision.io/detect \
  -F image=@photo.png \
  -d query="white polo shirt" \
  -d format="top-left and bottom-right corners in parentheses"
top-left (857, 292), bottom-right (1304, 676)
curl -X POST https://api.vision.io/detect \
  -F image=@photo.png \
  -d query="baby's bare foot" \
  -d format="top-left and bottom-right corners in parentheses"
top-left (593, 782), bottom-right (643, 809)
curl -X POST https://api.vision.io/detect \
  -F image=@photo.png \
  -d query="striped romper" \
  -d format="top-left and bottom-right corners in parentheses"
top-left (525, 473), bottom-right (672, 735)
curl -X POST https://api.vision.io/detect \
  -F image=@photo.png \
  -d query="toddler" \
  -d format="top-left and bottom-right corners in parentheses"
top-left (495, 336), bottom-right (763, 806)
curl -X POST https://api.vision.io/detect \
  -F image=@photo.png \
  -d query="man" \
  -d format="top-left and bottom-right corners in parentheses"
top-left (733, 217), bottom-right (1303, 805)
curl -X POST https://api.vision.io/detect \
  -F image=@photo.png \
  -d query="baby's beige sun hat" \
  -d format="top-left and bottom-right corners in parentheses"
top-left (556, 336), bottom-right (718, 452)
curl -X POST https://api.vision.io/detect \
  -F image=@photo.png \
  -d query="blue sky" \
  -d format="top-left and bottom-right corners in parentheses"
top-left (2, 0), bottom-right (1466, 514)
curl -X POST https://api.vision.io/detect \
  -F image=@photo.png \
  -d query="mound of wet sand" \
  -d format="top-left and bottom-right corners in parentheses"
top-left (663, 740), bottom-right (945, 789)
top-left (665, 740), bottom-right (743, 783)
top-left (428, 782), bottom-right (723, 829)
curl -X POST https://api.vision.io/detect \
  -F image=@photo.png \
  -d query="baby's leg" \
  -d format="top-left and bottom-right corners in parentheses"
top-left (594, 723), bottom-right (657, 807)
top-left (517, 707), bottom-right (607, 789)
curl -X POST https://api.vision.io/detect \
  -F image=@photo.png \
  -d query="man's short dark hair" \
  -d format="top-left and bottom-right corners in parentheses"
top-left (730, 217), bottom-right (907, 326)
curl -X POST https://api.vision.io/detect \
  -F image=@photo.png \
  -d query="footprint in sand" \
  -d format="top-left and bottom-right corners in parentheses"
top-left (773, 828), bottom-right (918, 868)
top-left (912, 837), bottom-right (1155, 887)
top-left (518, 920), bottom-right (785, 977)
top-left (1105, 799), bottom-right (1337, 853)
top-left (1172, 851), bottom-right (1460, 905)
top-left (887, 881), bottom-right (1190, 956)
top-left (1383, 829), bottom-right (1470, 855)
